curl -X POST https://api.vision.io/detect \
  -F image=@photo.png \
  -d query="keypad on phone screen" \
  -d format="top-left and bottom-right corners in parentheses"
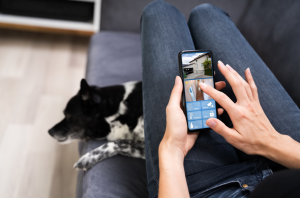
top-left (187, 100), bottom-right (216, 130)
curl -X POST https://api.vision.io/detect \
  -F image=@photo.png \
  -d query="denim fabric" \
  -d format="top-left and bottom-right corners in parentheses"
top-left (141, 1), bottom-right (300, 198)
top-left (188, 159), bottom-right (272, 198)
top-left (187, 3), bottom-right (300, 170)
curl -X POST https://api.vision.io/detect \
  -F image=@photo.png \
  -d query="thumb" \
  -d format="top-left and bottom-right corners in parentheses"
top-left (168, 76), bottom-right (183, 106)
top-left (206, 118), bottom-right (240, 140)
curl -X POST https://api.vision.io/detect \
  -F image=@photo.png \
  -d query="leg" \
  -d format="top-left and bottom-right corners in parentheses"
top-left (74, 140), bottom-right (144, 170)
top-left (188, 4), bottom-right (300, 170)
top-left (141, 1), bottom-right (239, 197)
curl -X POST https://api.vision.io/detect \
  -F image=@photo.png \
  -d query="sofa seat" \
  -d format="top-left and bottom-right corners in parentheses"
top-left (85, 31), bottom-right (143, 87)
top-left (76, 31), bottom-right (148, 198)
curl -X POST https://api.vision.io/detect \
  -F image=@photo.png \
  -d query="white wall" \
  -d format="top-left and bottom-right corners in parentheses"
top-left (190, 55), bottom-right (207, 74)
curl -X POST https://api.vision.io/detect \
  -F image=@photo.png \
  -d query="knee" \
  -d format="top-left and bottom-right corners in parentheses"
top-left (191, 3), bottom-right (219, 15)
top-left (190, 3), bottom-right (228, 20)
top-left (142, 0), bottom-right (174, 20)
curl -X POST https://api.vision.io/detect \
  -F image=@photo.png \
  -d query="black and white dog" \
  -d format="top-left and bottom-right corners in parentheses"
top-left (48, 79), bottom-right (145, 170)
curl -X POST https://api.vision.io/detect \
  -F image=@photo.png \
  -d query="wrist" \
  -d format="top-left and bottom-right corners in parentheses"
top-left (262, 132), bottom-right (300, 169)
top-left (259, 130), bottom-right (281, 157)
top-left (159, 139), bottom-right (185, 168)
top-left (261, 131), bottom-right (291, 161)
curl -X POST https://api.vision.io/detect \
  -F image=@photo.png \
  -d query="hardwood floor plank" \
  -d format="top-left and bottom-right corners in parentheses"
top-left (0, 32), bottom-right (34, 78)
top-left (0, 125), bottom-right (32, 198)
top-left (43, 35), bottom-right (73, 96)
top-left (9, 34), bottom-right (55, 124)
top-left (0, 78), bottom-right (17, 140)
top-left (0, 29), bottom-right (88, 198)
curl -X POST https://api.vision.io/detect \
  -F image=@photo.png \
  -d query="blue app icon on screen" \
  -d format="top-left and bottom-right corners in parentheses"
top-left (202, 109), bottom-right (216, 119)
top-left (188, 120), bottom-right (202, 130)
top-left (187, 111), bottom-right (202, 120)
top-left (186, 102), bottom-right (201, 111)
top-left (201, 100), bottom-right (216, 110)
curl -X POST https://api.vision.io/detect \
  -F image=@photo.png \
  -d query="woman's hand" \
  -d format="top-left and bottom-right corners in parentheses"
top-left (200, 61), bottom-right (300, 169)
top-left (159, 76), bottom-right (226, 161)
top-left (199, 61), bottom-right (279, 156)
top-left (158, 76), bottom-right (226, 198)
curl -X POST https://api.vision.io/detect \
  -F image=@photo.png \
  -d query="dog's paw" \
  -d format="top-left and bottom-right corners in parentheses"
top-left (73, 152), bottom-right (97, 171)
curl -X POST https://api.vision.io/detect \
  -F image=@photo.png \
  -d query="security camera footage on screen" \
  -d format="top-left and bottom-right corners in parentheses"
top-left (182, 51), bottom-right (217, 130)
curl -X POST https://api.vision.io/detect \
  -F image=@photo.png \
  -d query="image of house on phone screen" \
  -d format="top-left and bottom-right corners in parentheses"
top-left (182, 63), bottom-right (194, 78)
top-left (182, 52), bottom-right (213, 79)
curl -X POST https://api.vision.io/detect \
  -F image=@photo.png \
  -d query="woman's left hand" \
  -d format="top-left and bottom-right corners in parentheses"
top-left (159, 76), bottom-right (226, 160)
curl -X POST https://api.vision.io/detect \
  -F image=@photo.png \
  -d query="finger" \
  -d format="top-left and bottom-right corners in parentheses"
top-left (199, 82), bottom-right (235, 111)
top-left (168, 76), bottom-right (183, 107)
top-left (245, 68), bottom-right (259, 101)
top-left (226, 65), bottom-right (253, 101)
top-left (218, 61), bottom-right (248, 101)
top-left (215, 81), bottom-right (226, 91)
top-left (217, 108), bottom-right (224, 116)
top-left (206, 118), bottom-right (241, 143)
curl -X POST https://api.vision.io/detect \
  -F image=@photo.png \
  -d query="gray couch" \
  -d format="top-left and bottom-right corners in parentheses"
top-left (76, 1), bottom-right (300, 197)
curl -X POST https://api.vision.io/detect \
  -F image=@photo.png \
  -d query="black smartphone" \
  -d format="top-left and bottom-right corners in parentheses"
top-left (178, 50), bottom-right (217, 132)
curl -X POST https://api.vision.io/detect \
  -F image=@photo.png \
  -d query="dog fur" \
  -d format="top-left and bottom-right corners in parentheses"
top-left (48, 79), bottom-right (144, 170)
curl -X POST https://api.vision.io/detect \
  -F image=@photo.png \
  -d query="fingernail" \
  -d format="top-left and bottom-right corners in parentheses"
top-left (226, 64), bottom-right (233, 71)
top-left (247, 68), bottom-right (251, 75)
top-left (206, 119), bottom-right (217, 128)
top-left (218, 60), bottom-right (225, 66)
top-left (199, 82), bottom-right (207, 88)
top-left (175, 76), bottom-right (180, 85)
top-left (207, 119), bottom-right (216, 128)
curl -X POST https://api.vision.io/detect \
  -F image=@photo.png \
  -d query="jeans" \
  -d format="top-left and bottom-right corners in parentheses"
top-left (140, 1), bottom-right (300, 198)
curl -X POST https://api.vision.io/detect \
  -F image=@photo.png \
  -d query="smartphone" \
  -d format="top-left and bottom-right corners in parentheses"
top-left (178, 50), bottom-right (217, 132)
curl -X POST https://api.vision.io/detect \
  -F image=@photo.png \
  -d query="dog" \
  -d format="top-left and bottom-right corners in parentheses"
top-left (48, 79), bottom-right (145, 170)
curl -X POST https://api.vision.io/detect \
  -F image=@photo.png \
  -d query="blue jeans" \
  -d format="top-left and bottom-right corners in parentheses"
top-left (141, 1), bottom-right (300, 198)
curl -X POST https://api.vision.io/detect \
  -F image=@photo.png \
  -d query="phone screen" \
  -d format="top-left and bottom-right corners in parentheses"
top-left (180, 50), bottom-right (217, 131)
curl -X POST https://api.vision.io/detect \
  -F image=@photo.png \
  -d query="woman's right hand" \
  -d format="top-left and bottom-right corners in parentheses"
top-left (200, 61), bottom-right (300, 169)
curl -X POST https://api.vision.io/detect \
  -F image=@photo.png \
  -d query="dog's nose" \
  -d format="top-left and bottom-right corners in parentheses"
top-left (48, 128), bottom-right (55, 137)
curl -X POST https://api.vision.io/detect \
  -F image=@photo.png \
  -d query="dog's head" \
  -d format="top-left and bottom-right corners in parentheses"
top-left (48, 79), bottom-right (110, 143)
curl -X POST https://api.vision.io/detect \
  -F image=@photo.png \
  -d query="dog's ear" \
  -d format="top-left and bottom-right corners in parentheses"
top-left (80, 79), bottom-right (91, 101)
top-left (80, 79), bottom-right (94, 114)
top-left (79, 79), bottom-right (101, 114)
top-left (80, 79), bottom-right (101, 103)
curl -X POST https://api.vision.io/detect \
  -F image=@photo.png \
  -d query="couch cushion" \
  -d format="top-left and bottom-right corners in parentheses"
top-left (237, 1), bottom-right (300, 108)
top-left (100, 0), bottom-right (250, 32)
top-left (77, 31), bottom-right (147, 198)
top-left (76, 140), bottom-right (148, 198)
top-left (85, 31), bottom-right (142, 87)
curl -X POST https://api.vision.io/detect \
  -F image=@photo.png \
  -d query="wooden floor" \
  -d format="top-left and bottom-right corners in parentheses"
top-left (0, 29), bottom-right (90, 198)
top-left (196, 87), bottom-right (204, 101)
